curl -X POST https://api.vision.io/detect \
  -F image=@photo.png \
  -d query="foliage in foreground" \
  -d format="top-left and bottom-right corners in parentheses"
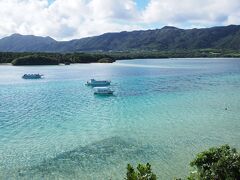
top-left (126, 145), bottom-right (240, 180)
top-left (188, 145), bottom-right (240, 180)
top-left (126, 163), bottom-right (157, 180)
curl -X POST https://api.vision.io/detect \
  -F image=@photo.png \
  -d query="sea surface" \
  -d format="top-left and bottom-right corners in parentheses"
top-left (0, 58), bottom-right (240, 179)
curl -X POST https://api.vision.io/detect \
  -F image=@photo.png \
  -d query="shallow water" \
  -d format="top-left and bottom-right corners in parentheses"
top-left (0, 58), bottom-right (240, 179)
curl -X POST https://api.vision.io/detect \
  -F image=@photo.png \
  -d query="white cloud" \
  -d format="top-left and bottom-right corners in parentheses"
top-left (0, 0), bottom-right (141, 40)
top-left (0, 0), bottom-right (240, 40)
top-left (142, 0), bottom-right (240, 28)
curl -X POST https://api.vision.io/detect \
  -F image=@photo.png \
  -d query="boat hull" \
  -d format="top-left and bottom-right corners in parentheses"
top-left (86, 82), bottom-right (111, 87)
top-left (86, 79), bottom-right (111, 86)
top-left (22, 74), bottom-right (43, 79)
top-left (94, 91), bottom-right (114, 95)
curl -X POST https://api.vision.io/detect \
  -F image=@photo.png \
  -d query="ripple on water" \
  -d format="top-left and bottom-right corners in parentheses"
top-left (9, 137), bottom-right (158, 179)
top-left (0, 59), bottom-right (240, 179)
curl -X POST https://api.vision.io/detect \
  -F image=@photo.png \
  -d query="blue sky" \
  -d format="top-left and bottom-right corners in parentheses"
top-left (0, 0), bottom-right (239, 40)
top-left (48, 0), bottom-right (55, 4)
top-left (136, 0), bottom-right (149, 10)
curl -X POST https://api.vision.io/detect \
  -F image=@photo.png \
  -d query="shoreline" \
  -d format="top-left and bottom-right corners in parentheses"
top-left (1, 57), bottom-right (240, 66)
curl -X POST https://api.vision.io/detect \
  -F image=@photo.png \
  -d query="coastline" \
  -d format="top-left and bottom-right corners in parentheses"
top-left (1, 57), bottom-right (240, 66)
top-left (1, 49), bottom-right (240, 65)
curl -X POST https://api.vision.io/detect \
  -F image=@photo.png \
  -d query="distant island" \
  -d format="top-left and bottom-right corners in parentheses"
top-left (12, 55), bottom-right (59, 66)
top-left (10, 55), bottom-right (116, 66)
top-left (5, 53), bottom-right (117, 65)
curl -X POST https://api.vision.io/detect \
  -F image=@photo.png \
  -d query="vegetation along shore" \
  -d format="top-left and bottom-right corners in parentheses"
top-left (1, 49), bottom-right (240, 66)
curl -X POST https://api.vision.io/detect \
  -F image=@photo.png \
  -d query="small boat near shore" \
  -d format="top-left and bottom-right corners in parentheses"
top-left (22, 74), bottom-right (43, 79)
top-left (93, 87), bottom-right (114, 95)
top-left (86, 79), bottom-right (111, 86)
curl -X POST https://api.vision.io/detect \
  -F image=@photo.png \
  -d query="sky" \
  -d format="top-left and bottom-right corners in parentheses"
top-left (0, 0), bottom-right (240, 40)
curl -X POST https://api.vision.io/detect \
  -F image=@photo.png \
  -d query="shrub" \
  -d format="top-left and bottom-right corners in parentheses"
top-left (126, 163), bottom-right (157, 180)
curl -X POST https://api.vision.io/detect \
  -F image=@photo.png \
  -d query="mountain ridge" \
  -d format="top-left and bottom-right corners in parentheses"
top-left (0, 25), bottom-right (240, 52)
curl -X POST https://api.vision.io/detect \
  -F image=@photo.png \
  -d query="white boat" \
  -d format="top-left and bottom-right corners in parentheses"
top-left (93, 87), bottom-right (114, 95)
top-left (86, 79), bottom-right (111, 86)
top-left (22, 74), bottom-right (43, 79)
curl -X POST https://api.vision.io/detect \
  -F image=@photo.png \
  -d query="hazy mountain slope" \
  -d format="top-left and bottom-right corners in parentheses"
top-left (0, 25), bottom-right (239, 52)
top-left (0, 34), bottom-right (57, 52)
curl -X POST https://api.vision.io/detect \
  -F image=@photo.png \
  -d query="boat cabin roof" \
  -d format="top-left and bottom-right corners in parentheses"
top-left (93, 87), bottom-right (110, 90)
top-left (91, 79), bottom-right (109, 82)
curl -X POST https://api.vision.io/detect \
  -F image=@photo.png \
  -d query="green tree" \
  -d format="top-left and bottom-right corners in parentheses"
top-left (126, 163), bottom-right (157, 180)
top-left (189, 145), bottom-right (240, 180)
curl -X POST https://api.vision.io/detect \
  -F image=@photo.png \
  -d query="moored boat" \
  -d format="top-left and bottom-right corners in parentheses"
top-left (93, 87), bottom-right (114, 95)
top-left (22, 74), bottom-right (43, 79)
top-left (86, 79), bottom-right (111, 86)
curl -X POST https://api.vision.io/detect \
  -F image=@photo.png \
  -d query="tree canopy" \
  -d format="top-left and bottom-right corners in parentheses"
top-left (189, 145), bottom-right (240, 180)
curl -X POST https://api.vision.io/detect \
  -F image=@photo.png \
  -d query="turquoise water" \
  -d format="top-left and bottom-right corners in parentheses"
top-left (0, 58), bottom-right (240, 179)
